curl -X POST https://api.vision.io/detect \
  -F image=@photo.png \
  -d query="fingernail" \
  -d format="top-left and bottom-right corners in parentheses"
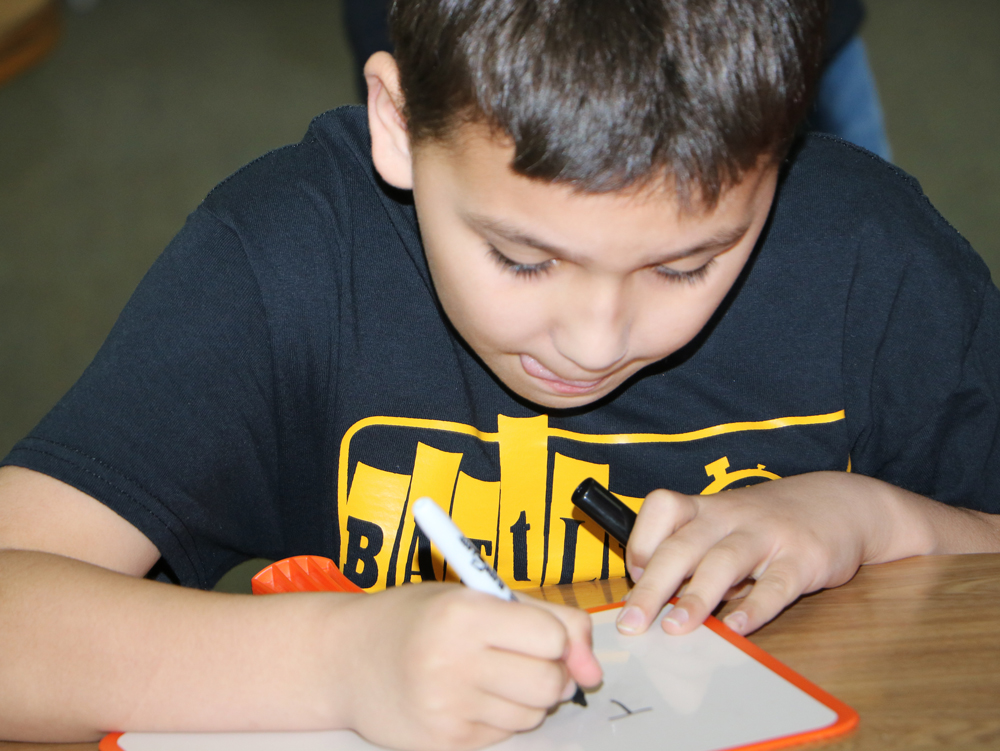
top-left (616, 606), bottom-right (644, 633)
top-left (663, 607), bottom-right (689, 628)
top-left (629, 567), bottom-right (645, 582)
top-left (724, 611), bottom-right (748, 634)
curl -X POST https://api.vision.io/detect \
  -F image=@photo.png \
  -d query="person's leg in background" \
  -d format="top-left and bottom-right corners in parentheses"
top-left (812, 34), bottom-right (893, 161)
top-left (810, 0), bottom-right (892, 161)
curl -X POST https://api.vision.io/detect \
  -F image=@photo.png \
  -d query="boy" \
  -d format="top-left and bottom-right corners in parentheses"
top-left (2, 0), bottom-right (999, 746)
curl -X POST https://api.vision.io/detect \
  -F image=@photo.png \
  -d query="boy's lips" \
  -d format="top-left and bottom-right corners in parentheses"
top-left (520, 355), bottom-right (607, 395)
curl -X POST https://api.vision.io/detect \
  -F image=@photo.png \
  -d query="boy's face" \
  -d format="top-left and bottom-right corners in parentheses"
top-left (409, 128), bottom-right (779, 410)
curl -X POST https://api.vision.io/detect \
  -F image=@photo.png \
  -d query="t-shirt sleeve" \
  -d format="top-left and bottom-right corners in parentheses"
top-left (2, 208), bottom-right (285, 587)
top-left (844, 196), bottom-right (1000, 514)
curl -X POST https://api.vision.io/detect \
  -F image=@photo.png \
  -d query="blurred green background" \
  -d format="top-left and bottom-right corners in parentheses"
top-left (1, 0), bottom-right (998, 591)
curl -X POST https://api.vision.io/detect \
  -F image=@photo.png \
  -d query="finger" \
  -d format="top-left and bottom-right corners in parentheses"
top-left (477, 649), bottom-right (569, 709)
top-left (618, 514), bottom-right (725, 634)
top-left (433, 720), bottom-right (510, 751)
top-left (626, 489), bottom-right (698, 580)
top-left (470, 693), bottom-right (549, 733)
top-left (663, 531), bottom-right (769, 635)
top-left (475, 596), bottom-right (569, 661)
top-left (520, 597), bottom-right (603, 688)
top-left (719, 557), bottom-right (806, 635)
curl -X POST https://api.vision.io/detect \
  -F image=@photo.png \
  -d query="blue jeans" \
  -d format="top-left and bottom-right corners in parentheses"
top-left (812, 35), bottom-right (892, 161)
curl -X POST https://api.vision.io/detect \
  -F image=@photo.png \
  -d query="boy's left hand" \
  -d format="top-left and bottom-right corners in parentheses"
top-left (617, 471), bottom-right (1000, 637)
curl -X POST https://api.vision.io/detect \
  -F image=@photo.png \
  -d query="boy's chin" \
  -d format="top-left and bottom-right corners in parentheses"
top-left (506, 380), bottom-right (617, 411)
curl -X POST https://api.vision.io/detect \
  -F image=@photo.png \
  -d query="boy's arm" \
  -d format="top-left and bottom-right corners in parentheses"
top-left (0, 465), bottom-right (355, 740)
top-left (618, 471), bottom-right (1000, 638)
top-left (0, 466), bottom-right (600, 747)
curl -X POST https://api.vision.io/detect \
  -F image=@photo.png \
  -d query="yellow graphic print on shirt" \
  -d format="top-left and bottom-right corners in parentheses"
top-left (337, 411), bottom-right (845, 592)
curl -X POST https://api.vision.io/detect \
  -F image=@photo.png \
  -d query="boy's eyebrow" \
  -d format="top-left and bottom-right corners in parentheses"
top-left (465, 213), bottom-right (752, 265)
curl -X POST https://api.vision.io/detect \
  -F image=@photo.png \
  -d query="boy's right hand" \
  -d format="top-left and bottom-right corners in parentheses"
top-left (337, 582), bottom-right (602, 751)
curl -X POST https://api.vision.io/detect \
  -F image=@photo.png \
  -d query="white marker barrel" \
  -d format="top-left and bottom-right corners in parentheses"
top-left (412, 496), bottom-right (515, 601)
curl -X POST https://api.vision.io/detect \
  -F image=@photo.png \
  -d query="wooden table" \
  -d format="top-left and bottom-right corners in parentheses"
top-left (4, 553), bottom-right (999, 751)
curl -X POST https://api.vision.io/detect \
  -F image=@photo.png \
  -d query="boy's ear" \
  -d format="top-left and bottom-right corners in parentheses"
top-left (365, 52), bottom-right (413, 190)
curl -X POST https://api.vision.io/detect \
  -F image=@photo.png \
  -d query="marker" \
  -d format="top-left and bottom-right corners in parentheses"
top-left (571, 478), bottom-right (636, 547)
top-left (411, 496), bottom-right (587, 708)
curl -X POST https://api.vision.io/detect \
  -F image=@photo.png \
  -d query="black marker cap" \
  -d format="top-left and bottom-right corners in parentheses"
top-left (571, 478), bottom-right (637, 547)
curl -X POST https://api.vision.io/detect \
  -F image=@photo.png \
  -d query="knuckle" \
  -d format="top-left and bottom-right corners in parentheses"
top-left (632, 490), bottom-right (683, 548)
top-left (651, 534), bottom-right (698, 567)
top-left (626, 576), bottom-right (658, 602)
top-left (549, 630), bottom-right (570, 661)
top-left (625, 545), bottom-right (650, 571)
top-left (531, 612), bottom-right (569, 658)
top-left (439, 722), bottom-right (483, 751)
top-left (625, 579), bottom-right (669, 615)
top-left (678, 589), bottom-right (713, 614)
top-left (432, 589), bottom-right (484, 631)
top-left (771, 537), bottom-right (827, 581)
top-left (703, 542), bottom-right (744, 571)
top-left (520, 707), bottom-right (548, 731)
top-left (641, 489), bottom-right (684, 525)
top-left (626, 533), bottom-right (656, 565)
top-left (565, 606), bottom-right (592, 639)
top-left (755, 568), bottom-right (801, 601)
top-left (480, 702), bottom-right (546, 735)
top-left (643, 487), bottom-right (676, 508)
top-left (539, 663), bottom-right (569, 702)
top-left (497, 704), bottom-right (547, 732)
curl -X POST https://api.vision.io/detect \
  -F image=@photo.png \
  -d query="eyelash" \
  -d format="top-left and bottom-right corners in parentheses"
top-left (488, 245), bottom-right (716, 284)
top-left (653, 258), bottom-right (716, 285)
top-left (488, 246), bottom-right (555, 278)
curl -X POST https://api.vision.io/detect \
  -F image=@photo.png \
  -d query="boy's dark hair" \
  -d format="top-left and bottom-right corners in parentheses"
top-left (390, 0), bottom-right (827, 206)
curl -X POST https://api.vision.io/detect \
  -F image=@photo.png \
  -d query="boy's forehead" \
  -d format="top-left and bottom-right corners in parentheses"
top-left (413, 123), bottom-right (778, 250)
top-left (418, 122), bottom-right (674, 196)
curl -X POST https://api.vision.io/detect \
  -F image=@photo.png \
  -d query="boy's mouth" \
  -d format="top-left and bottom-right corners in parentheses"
top-left (520, 355), bottom-right (606, 395)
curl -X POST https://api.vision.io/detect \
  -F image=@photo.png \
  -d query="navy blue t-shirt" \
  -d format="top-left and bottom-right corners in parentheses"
top-left (5, 107), bottom-right (999, 591)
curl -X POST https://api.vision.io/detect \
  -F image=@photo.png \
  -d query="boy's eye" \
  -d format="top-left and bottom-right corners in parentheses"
top-left (653, 258), bottom-right (716, 285)
top-left (488, 245), bottom-right (556, 278)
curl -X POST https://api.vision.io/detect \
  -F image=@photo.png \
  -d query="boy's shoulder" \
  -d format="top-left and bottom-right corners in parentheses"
top-left (771, 133), bottom-right (990, 301)
top-left (181, 105), bottom-right (424, 287)
top-left (207, 105), bottom-right (374, 201)
top-left (778, 133), bottom-right (948, 231)
top-left (777, 134), bottom-right (971, 251)
top-left (196, 106), bottom-right (413, 246)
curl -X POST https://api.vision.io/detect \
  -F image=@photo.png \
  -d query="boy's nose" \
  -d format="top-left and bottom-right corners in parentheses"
top-left (552, 281), bottom-right (629, 373)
